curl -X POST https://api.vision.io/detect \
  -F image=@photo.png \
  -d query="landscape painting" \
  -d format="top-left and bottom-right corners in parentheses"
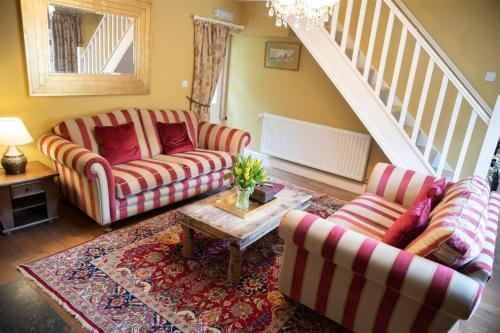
top-left (264, 41), bottom-right (301, 70)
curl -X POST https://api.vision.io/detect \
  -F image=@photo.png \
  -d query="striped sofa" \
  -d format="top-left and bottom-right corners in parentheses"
top-left (278, 163), bottom-right (499, 333)
top-left (38, 108), bottom-right (250, 225)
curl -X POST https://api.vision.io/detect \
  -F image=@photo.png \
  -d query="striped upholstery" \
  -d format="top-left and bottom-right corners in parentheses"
top-left (406, 177), bottom-right (490, 268)
top-left (41, 109), bottom-right (251, 225)
top-left (153, 149), bottom-right (233, 179)
top-left (198, 122), bottom-right (251, 154)
top-left (138, 109), bottom-right (199, 156)
top-left (459, 191), bottom-right (500, 285)
top-left (112, 158), bottom-right (192, 199)
top-left (116, 170), bottom-right (229, 220)
top-left (366, 163), bottom-right (438, 207)
top-left (279, 210), bottom-right (484, 333)
top-left (327, 193), bottom-right (405, 240)
top-left (53, 109), bottom-right (151, 158)
top-left (38, 134), bottom-right (116, 224)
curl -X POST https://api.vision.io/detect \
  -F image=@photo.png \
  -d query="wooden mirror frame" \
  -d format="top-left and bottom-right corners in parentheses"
top-left (20, 0), bottom-right (152, 96)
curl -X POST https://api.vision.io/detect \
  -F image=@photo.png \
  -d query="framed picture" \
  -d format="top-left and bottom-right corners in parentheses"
top-left (264, 41), bottom-right (301, 71)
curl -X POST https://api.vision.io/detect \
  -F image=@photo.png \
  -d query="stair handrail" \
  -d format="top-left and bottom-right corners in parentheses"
top-left (387, 0), bottom-right (493, 120)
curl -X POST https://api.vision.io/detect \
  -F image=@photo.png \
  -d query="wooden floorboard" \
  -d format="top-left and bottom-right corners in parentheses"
top-left (0, 167), bottom-right (498, 332)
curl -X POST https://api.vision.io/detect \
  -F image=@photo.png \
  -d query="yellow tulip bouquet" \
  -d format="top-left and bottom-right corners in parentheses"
top-left (224, 154), bottom-right (268, 210)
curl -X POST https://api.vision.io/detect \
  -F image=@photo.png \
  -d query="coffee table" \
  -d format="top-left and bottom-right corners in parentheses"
top-left (178, 187), bottom-right (312, 281)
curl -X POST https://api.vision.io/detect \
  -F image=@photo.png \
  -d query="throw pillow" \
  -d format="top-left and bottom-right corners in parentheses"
top-left (414, 178), bottom-right (446, 209)
top-left (157, 122), bottom-right (195, 155)
top-left (94, 123), bottom-right (141, 166)
top-left (382, 198), bottom-right (432, 249)
top-left (405, 176), bottom-right (489, 268)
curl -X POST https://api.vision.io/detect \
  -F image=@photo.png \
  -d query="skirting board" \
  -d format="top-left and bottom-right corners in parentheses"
top-left (245, 150), bottom-right (367, 195)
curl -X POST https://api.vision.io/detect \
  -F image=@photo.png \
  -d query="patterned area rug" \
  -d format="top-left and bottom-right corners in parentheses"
top-left (20, 184), bottom-right (346, 333)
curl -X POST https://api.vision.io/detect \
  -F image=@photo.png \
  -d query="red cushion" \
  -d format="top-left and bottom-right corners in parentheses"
top-left (94, 123), bottom-right (141, 166)
top-left (382, 198), bottom-right (432, 249)
top-left (157, 122), bottom-right (195, 155)
top-left (414, 178), bottom-right (446, 209)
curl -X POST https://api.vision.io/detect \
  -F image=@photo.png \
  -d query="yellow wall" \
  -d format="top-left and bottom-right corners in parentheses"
top-left (81, 12), bottom-right (103, 48)
top-left (403, 0), bottom-right (500, 109)
top-left (0, 0), bottom-right (243, 165)
top-left (226, 3), bottom-right (388, 181)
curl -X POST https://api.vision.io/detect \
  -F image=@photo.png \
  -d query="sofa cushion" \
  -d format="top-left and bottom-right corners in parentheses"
top-left (153, 149), bottom-right (233, 179)
top-left (53, 108), bottom-right (151, 158)
top-left (405, 176), bottom-right (490, 268)
top-left (139, 109), bottom-right (199, 156)
top-left (112, 158), bottom-right (192, 199)
top-left (94, 123), bottom-right (141, 166)
top-left (327, 193), bottom-right (406, 240)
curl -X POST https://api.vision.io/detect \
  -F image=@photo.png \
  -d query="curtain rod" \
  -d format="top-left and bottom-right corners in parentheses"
top-left (193, 15), bottom-right (244, 30)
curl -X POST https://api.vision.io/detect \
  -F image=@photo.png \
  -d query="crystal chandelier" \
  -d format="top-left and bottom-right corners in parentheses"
top-left (266, 0), bottom-right (339, 30)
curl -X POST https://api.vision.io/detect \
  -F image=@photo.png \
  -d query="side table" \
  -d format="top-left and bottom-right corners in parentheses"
top-left (0, 161), bottom-right (59, 235)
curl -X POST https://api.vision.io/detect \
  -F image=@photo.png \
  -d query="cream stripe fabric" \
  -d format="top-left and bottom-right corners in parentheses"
top-left (198, 122), bottom-right (251, 154)
top-left (53, 109), bottom-right (150, 157)
top-left (406, 177), bottom-right (490, 267)
top-left (366, 163), bottom-right (435, 207)
top-left (138, 108), bottom-right (199, 156)
top-left (153, 149), bottom-right (233, 178)
top-left (326, 193), bottom-right (405, 240)
top-left (278, 210), bottom-right (483, 333)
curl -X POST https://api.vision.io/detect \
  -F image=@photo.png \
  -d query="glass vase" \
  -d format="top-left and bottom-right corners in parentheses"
top-left (236, 186), bottom-right (252, 210)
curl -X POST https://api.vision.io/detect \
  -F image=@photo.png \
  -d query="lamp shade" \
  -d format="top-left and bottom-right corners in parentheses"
top-left (0, 117), bottom-right (33, 146)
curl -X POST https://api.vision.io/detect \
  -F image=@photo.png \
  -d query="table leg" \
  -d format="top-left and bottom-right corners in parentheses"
top-left (182, 224), bottom-right (195, 258)
top-left (228, 244), bottom-right (244, 282)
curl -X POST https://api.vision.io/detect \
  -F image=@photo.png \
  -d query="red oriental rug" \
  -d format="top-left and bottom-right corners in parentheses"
top-left (19, 185), bottom-right (347, 333)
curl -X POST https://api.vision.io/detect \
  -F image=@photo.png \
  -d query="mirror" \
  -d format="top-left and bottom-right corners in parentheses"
top-left (48, 4), bottom-right (135, 74)
top-left (20, 0), bottom-right (151, 96)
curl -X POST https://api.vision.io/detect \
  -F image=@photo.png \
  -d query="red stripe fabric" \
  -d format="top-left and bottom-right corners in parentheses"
top-left (395, 170), bottom-right (415, 204)
top-left (75, 119), bottom-right (93, 151)
top-left (315, 226), bottom-right (347, 314)
top-left (342, 238), bottom-right (378, 329)
top-left (410, 265), bottom-right (454, 333)
top-left (290, 214), bottom-right (318, 300)
top-left (376, 165), bottom-right (396, 197)
top-left (373, 251), bottom-right (414, 333)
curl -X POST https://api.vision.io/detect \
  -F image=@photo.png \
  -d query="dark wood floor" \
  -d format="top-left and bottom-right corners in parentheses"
top-left (0, 168), bottom-right (498, 332)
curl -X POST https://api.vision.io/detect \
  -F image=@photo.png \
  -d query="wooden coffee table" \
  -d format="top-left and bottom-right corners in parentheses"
top-left (178, 187), bottom-right (312, 281)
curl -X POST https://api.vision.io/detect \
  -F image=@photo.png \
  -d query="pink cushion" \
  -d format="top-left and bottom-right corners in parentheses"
top-left (405, 177), bottom-right (490, 267)
top-left (414, 178), bottom-right (446, 209)
top-left (94, 123), bottom-right (141, 166)
top-left (382, 198), bottom-right (432, 249)
top-left (157, 122), bottom-right (195, 155)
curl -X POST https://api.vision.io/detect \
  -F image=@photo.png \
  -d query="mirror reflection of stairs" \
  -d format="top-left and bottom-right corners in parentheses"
top-left (77, 14), bottom-right (134, 74)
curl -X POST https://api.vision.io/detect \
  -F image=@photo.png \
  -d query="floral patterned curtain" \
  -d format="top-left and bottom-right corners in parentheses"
top-left (191, 20), bottom-right (231, 122)
top-left (51, 10), bottom-right (83, 73)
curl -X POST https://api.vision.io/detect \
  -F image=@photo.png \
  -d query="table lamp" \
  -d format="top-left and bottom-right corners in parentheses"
top-left (0, 117), bottom-right (33, 175)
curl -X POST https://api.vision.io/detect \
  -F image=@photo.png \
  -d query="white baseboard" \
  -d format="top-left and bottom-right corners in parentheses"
top-left (245, 150), bottom-right (366, 195)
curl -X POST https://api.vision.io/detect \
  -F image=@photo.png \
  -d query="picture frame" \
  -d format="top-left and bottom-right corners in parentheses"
top-left (264, 41), bottom-right (301, 71)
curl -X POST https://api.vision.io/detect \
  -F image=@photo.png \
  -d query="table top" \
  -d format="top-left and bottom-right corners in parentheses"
top-left (178, 187), bottom-right (312, 249)
top-left (0, 161), bottom-right (58, 187)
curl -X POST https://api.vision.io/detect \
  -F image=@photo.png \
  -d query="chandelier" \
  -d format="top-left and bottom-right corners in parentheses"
top-left (266, 0), bottom-right (339, 30)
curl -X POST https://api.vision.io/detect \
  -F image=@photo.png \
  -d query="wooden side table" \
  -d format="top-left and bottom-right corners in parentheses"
top-left (0, 161), bottom-right (59, 235)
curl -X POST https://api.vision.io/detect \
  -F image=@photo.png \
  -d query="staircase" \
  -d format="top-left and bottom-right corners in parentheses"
top-left (287, 0), bottom-right (500, 180)
top-left (77, 14), bottom-right (134, 74)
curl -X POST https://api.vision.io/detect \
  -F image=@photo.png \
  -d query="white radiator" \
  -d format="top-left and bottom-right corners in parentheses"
top-left (260, 113), bottom-right (371, 181)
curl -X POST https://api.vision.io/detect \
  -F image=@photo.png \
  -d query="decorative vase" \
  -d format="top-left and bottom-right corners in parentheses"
top-left (236, 186), bottom-right (252, 210)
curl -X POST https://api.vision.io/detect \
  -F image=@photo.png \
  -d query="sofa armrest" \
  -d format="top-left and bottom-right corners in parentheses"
top-left (38, 134), bottom-right (116, 223)
top-left (198, 122), bottom-right (251, 154)
top-left (279, 210), bottom-right (483, 321)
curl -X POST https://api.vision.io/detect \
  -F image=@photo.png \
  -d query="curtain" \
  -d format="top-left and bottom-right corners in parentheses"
top-left (191, 20), bottom-right (231, 122)
top-left (51, 10), bottom-right (83, 73)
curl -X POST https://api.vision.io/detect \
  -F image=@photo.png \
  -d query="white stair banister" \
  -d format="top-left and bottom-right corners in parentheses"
top-left (474, 96), bottom-right (500, 178)
top-left (287, 0), bottom-right (495, 179)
